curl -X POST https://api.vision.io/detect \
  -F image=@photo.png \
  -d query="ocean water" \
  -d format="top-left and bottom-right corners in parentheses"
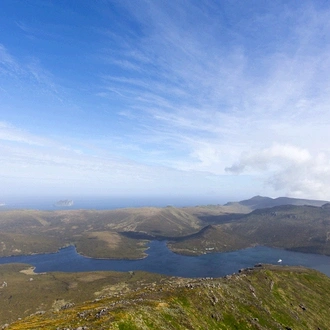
top-left (0, 196), bottom-right (228, 210)
top-left (0, 241), bottom-right (329, 278)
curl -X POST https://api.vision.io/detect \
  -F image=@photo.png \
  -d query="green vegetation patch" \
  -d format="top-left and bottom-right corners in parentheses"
top-left (7, 265), bottom-right (328, 330)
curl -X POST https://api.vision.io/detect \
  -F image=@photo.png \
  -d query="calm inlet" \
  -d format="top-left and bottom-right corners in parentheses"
top-left (0, 241), bottom-right (329, 278)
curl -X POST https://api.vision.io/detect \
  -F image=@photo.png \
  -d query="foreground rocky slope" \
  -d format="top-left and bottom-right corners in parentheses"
top-left (6, 265), bottom-right (330, 329)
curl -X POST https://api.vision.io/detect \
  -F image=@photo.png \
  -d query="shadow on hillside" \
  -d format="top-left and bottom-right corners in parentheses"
top-left (197, 213), bottom-right (246, 224)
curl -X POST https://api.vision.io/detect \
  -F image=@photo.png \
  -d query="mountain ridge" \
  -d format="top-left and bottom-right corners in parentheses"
top-left (224, 195), bottom-right (328, 210)
top-left (170, 203), bottom-right (330, 256)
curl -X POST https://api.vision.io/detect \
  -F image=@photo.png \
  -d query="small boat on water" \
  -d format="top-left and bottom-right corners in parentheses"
top-left (278, 259), bottom-right (282, 263)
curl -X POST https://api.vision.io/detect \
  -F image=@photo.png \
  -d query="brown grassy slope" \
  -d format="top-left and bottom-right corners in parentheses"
top-left (183, 203), bottom-right (251, 217)
top-left (168, 224), bottom-right (252, 255)
top-left (104, 206), bottom-right (202, 236)
top-left (182, 204), bottom-right (250, 225)
top-left (7, 265), bottom-right (330, 330)
top-left (0, 263), bottom-right (168, 325)
top-left (0, 207), bottom-right (203, 236)
top-left (75, 232), bottom-right (148, 259)
top-left (3, 202), bottom-right (330, 259)
top-left (0, 207), bottom-right (204, 258)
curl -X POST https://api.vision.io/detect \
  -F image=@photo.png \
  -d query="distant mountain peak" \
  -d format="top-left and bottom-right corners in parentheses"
top-left (250, 195), bottom-right (271, 200)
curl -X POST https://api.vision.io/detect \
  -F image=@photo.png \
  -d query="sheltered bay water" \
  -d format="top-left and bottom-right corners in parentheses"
top-left (0, 241), bottom-right (330, 277)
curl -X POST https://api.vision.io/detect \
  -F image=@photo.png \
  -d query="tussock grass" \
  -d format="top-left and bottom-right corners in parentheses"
top-left (0, 263), bottom-right (167, 325)
top-left (6, 265), bottom-right (330, 330)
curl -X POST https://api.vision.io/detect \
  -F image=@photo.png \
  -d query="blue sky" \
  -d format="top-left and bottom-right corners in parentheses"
top-left (1, 0), bottom-right (330, 203)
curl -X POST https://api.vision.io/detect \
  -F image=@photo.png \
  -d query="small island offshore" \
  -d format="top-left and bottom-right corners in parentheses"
top-left (54, 199), bottom-right (74, 207)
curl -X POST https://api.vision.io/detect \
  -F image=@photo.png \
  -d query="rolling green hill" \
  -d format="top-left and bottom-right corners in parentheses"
top-left (5, 265), bottom-right (330, 330)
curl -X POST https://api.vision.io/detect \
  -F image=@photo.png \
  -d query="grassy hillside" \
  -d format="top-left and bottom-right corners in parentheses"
top-left (0, 207), bottom-right (204, 258)
top-left (6, 265), bottom-right (330, 329)
top-left (0, 264), bottom-right (168, 325)
top-left (1, 199), bottom-right (330, 259)
top-left (170, 204), bottom-right (330, 255)
top-left (168, 224), bottom-right (251, 255)
top-left (230, 204), bottom-right (330, 254)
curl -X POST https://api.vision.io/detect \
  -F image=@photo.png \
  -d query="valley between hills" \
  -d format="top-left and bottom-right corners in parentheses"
top-left (1, 196), bottom-right (330, 329)
top-left (0, 196), bottom-right (329, 259)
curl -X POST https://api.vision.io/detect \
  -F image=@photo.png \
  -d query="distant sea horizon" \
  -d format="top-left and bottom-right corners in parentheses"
top-left (0, 195), bottom-right (231, 211)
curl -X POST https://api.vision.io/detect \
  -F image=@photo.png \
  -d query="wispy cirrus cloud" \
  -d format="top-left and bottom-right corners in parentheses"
top-left (91, 1), bottom-right (330, 198)
top-left (0, 122), bottom-right (235, 198)
top-left (1, 1), bottom-right (330, 200)
top-left (0, 44), bottom-right (61, 98)
top-left (0, 44), bottom-right (21, 75)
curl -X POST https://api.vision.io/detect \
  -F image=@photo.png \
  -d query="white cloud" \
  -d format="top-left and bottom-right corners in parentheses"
top-left (226, 144), bottom-right (330, 199)
top-left (226, 144), bottom-right (312, 174)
